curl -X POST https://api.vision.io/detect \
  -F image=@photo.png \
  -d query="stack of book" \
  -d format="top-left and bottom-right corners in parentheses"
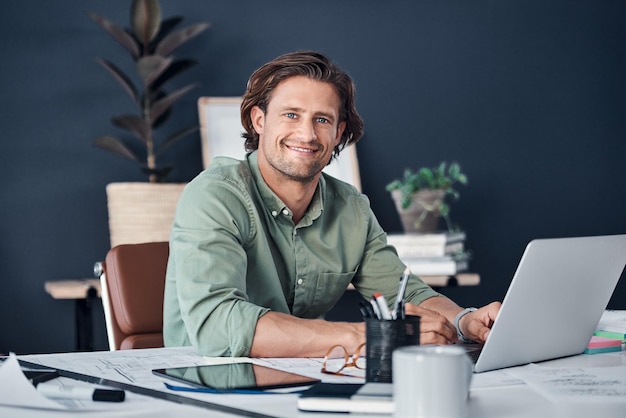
top-left (386, 232), bottom-right (470, 276)
top-left (594, 310), bottom-right (626, 342)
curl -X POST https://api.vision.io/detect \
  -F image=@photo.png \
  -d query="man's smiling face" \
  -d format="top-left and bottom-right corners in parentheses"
top-left (251, 75), bottom-right (346, 185)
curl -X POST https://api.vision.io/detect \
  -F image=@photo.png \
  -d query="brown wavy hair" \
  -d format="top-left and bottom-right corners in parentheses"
top-left (241, 51), bottom-right (364, 159)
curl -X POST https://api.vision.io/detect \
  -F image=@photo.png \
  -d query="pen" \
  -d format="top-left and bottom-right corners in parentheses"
top-left (369, 297), bottom-right (382, 319)
top-left (393, 267), bottom-right (411, 319)
top-left (37, 383), bottom-right (126, 402)
top-left (373, 292), bottom-right (393, 320)
top-left (359, 300), bottom-right (376, 319)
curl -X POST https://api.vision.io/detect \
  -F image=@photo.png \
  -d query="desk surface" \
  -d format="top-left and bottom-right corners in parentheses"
top-left (11, 345), bottom-right (626, 418)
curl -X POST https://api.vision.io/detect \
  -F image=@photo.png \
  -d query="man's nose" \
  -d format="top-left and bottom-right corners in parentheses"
top-left (294, 119), bottom-right (317, 141)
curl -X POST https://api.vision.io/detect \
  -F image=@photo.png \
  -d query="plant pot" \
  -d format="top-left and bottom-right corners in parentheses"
top-left (106, 182), bottom-right (186, 247)
top-left (391, 189), bottom-right (445, 234)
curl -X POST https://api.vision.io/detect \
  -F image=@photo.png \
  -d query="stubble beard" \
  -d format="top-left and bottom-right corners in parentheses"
top-left (267, 141), bottom-right (331, 184)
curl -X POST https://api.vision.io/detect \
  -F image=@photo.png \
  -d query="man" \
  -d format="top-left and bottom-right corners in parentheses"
top-left (163, 51), bottom-right (500, 357)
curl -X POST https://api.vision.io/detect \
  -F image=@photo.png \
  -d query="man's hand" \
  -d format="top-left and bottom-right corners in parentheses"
top-left (404, 297), bottom-right (502, 345)
top-left (404, 303), bottom-right (458, 344)
top-left (458, 302), bottom-right (501, 344)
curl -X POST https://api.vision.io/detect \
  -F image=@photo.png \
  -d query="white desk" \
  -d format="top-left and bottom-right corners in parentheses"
top-left (8, 346), bottom-right (626, 418)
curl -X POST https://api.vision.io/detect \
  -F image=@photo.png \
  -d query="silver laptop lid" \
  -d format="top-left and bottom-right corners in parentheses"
top-left (474, 234), bottom-right (626, 373)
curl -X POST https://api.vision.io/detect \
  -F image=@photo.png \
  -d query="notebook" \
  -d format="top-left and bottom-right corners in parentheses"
top-left (467, 234), bottom-right (626, 373)
top-left (298, 383), bottom-right (393, 414)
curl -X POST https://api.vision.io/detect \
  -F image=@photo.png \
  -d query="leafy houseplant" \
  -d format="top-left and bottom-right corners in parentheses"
top-left (386, 162), bottom-right (468, 233)
top-left (89, 0), bottom-right (209, 182)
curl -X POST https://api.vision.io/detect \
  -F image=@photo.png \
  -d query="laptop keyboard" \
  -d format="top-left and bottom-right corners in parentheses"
top-left (462, 345), bottom-right (483, 363)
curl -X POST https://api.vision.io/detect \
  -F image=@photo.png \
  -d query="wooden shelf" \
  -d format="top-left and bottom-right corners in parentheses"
top-left (44, 279), bottom-right (101, 300)
top-left (420, 273), bottom-right (480, 288)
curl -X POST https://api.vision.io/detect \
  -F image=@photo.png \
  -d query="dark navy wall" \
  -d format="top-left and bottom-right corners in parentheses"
top-left (2, 0), bottom-right (626, 354)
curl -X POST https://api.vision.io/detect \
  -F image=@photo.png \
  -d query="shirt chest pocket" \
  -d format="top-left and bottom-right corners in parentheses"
top-left (293, 270), bottom-right (357, 318)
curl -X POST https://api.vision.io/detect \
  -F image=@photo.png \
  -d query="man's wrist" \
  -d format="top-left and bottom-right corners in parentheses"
top-left (454, 307), bottom-right (477, 343)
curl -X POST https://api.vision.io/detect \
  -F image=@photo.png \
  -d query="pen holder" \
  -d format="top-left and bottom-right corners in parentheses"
top-left (365, 316), bottom-right (420, 383)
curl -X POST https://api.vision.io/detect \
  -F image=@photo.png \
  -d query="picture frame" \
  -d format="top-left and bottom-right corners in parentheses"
top-left (198, 97), bottom-right (245, 168)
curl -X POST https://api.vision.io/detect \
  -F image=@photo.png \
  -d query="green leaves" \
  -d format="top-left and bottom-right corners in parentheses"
top-left (386, 161), bottom-right (468, 225)
top-left (448, 162), bottom-right (468, 185)
top-left (387, 162), bottom-right (467, 194)
top-left (387, 162), bottom-right (467, 195)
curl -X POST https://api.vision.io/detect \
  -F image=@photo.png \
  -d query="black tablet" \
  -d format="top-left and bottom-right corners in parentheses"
top-left (152, 362), bottom-right (321, 391)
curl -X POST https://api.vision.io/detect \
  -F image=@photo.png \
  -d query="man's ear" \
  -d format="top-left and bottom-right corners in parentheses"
top-left (250, 106), bottom-right (265, 135)
top-left (335, 121), bottom-right (346, 147)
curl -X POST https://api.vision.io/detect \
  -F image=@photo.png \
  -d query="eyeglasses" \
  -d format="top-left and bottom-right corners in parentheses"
top-left (321, 343), bottom-right (366, 377)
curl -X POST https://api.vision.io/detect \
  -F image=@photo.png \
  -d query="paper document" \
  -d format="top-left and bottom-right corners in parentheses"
top-left (470, 368), bottom-right (524, 390)
top-left (596, 310), bottom-right (626, 334)
top-left (507, 364), bottom-right (626, 402)
top-left (21, 346), bottom-right (220, 389)
top-left (0, 354), bottom-right (70, 410)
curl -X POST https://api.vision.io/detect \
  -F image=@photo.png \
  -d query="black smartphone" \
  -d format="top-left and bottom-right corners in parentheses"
top-left (152, 362), bottom-right (320, 391)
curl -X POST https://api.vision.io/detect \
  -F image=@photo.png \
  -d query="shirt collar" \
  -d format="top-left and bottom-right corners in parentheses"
top-left (247, 151), bottom-right (324, 224)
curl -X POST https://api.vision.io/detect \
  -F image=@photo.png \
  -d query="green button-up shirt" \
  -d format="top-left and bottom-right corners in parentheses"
top-left (163, 151), bottom-right (439, 356)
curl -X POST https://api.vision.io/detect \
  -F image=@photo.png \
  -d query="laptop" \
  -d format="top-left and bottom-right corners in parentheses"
top-left (466, 234), bottom-right (626, 373)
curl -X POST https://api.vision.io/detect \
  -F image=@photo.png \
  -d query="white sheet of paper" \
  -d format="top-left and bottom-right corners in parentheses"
top-left (0, 354), bottom-right (68, 410)
top-left (597, 310), bottom-right (626, 333)
top-left (470, 368), bottom-right (524, 390)
top-left (506, 364), bottom-right (626, 402)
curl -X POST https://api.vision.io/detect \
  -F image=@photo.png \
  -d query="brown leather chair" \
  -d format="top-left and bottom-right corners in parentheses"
top-left (94, 242), bottom-right (169, 350)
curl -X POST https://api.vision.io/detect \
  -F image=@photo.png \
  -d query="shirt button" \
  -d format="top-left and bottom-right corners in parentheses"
top-left (297, 278), bottom-right (303, 285)
top-left (271, 210), bottom-right (278, 217)
top-left (282, 209), bottom-right (290, 216)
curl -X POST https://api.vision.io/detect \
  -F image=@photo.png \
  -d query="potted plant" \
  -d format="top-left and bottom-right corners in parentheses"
top-left (386, 162), bottom-right (468, 233)
top-left (89, 0), bottom-right (209, 182)
top-left (89, 0), bottom-right (209, 246)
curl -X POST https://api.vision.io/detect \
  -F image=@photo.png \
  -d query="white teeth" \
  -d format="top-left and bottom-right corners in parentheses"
top-left (290, 146), bottom-right (314, 153)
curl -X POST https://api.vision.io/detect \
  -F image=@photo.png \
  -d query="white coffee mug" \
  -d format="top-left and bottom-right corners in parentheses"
top-left (392, 345), bottom-right (473, 418)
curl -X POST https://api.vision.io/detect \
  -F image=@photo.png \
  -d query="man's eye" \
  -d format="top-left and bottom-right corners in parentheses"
top-left (286, 113), bottom-right (297, 119)
top-left (316, 117), bottom-right (329, 124)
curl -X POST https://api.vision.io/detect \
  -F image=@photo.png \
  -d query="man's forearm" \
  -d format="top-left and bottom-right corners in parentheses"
top-left (418, 295), bottom-right (463, 324)
top-left (250, 311), bottom-right (365, 357)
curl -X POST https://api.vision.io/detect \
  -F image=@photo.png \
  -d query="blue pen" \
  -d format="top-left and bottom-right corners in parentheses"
top-left (393, 267), bottom-right (411, 319)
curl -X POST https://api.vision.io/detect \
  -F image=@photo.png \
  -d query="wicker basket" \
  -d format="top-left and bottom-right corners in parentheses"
top-left (106, 182), bottom-right (186, 248)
